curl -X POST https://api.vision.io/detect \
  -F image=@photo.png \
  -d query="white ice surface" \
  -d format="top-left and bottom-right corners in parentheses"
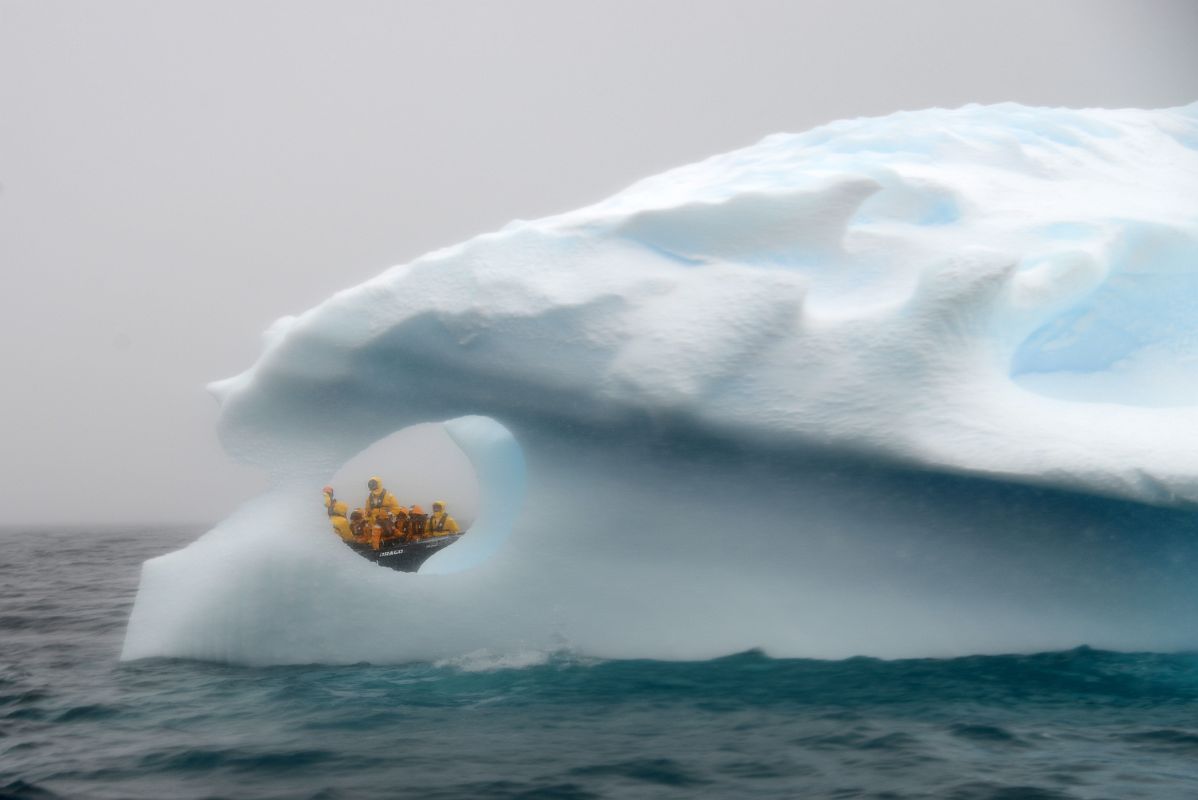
top-left (123, 103), bottom-right (1198, 665)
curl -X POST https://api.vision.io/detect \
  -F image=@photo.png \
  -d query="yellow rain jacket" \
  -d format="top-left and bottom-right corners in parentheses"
top-left (426, 502), bottom-right (460, 536)
top-left (323, 492), bottom-right (353, 541)
top-left (364, 476), bottom-right (402, 523)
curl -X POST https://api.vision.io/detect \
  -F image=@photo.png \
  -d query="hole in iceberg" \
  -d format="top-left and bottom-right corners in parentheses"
top-left (326, 416), bottom-right (526, 575)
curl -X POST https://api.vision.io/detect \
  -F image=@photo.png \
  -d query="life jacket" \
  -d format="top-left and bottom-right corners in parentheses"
top-left (428, 513), bottom-right (447, 533)
top-left (368, 490), bottom-right (389, 510)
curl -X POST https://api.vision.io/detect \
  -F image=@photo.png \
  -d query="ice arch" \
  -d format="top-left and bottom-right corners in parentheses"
top-left (120, 415), bottom-right (525, 662)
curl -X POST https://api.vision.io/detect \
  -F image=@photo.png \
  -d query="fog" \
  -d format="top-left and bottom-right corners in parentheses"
top-left (2, 0), bottom-right (1196, 525)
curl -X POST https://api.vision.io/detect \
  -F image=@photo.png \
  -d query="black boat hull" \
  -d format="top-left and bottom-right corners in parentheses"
top-left (345, 534), bottom-right (464, 573)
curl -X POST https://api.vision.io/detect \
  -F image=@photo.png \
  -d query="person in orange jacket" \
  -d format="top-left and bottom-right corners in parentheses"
top-left (349, 508), bottom-right (368, 540)
top-left (404, 504), bottom-right (427, 539)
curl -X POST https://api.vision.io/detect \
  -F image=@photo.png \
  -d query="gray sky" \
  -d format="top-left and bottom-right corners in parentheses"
top-left (2, 0), bottom-right (1196, 526)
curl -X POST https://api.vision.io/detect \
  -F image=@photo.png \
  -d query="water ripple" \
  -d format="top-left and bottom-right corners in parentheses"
top-left (2, 527), bottom-right (1198, 799)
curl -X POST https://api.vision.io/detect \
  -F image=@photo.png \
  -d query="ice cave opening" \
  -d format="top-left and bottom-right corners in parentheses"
top-left (323, 415), bottom-right (526, 576)
top-left (369, 415), bottom-right (526, 576)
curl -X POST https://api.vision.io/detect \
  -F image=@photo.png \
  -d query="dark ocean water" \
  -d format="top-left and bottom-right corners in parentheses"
top-left (3, 526), bottom-right (1198, 800)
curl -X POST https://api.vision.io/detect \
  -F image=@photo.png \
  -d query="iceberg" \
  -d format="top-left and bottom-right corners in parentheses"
top-left (123, 103), bottom-right (1198, 665)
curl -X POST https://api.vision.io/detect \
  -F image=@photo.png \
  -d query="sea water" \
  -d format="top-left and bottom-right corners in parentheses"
top-left (4, 525), bottom-right (1198, 800)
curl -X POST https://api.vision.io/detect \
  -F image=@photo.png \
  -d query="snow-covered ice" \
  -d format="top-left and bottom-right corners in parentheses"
top-left (124, 103), bottom-right (1198, 665)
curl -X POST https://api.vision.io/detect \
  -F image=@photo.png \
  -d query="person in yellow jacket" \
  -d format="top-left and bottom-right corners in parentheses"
top-left (364, 476), bottom-right (402, 527)
top-left (426, 501), bottom-right (460, 537)
top-left (322, 486), bottom-right (353, 542)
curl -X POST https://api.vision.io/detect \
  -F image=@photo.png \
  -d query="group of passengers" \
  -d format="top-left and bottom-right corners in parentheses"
top-left (322, 476), bottom-right (460, 549)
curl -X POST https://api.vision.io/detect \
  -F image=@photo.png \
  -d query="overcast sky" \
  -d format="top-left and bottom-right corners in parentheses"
top-left (2, 0), bottom-right (1196, 525)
